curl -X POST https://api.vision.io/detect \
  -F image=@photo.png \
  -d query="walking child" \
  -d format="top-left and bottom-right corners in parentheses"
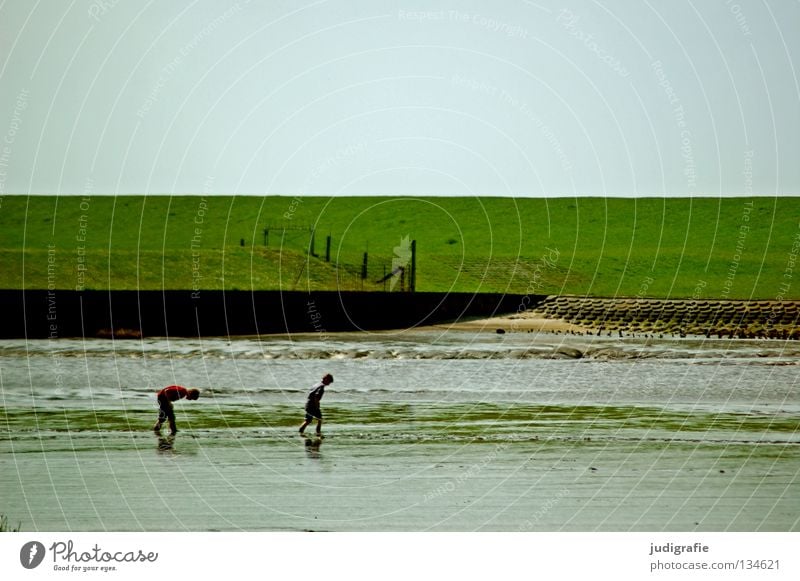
top-left (299, 374), bottom-right (333, 435)
top-left (153, 385), bottom-right (200, 435)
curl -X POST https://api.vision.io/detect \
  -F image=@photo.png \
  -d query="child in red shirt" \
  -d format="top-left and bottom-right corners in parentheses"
top-left (153, 385), bottom-right (200, 435)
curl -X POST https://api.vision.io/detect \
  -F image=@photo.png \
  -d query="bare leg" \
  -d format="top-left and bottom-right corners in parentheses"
top-left (299, 420), bottom-right (310, 434)
top-left (166, 406), bottom-right (177, 435)
top-left (154, 404), bottom-right (167, 432)
top-left (316, 419), bottom-right (323, 435)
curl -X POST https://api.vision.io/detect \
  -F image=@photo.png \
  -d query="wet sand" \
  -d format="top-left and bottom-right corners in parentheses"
top-left (2, 432), bottom-right (797, 532)
top-left (3, 331), bottom-right (798, 532)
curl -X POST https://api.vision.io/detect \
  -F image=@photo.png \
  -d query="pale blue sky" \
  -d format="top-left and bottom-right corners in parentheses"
top-left (0, 0), bottom-right (797, 196)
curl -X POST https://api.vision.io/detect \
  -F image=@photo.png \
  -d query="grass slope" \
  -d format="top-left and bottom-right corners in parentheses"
top-left (0, 195), bottom-right (798, 298)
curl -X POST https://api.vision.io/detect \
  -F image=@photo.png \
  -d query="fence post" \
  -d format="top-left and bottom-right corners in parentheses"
top-left (362, 252), bottom-right (368, 280)
top-left (309, 228), bottom-right (317, 257)
top-left (410, 239), bottom-right (416, 292)
top-left (263, 228), bottom-right (269, 246)
top-left (325, 234), bottom-right (331, 262)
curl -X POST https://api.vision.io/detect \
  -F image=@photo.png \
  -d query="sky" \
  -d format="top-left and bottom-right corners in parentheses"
top-left (0, 0), bottom-right (798, 197)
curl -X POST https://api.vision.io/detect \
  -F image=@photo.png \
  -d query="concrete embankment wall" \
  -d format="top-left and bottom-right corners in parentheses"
top-left (0, 290), bottom-right (536, 339)
top-left (532, 296), bottom-right (800, 339)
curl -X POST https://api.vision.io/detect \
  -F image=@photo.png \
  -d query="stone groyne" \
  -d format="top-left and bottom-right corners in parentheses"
top-left (526, 296), bottom-right (800, 339)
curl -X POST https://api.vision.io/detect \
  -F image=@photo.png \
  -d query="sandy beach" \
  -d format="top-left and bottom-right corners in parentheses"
top-left (432, 313), bottom-right (584, 334)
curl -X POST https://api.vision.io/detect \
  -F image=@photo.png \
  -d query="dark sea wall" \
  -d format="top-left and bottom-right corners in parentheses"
top-left (0, 290), bottom-right (536, 339)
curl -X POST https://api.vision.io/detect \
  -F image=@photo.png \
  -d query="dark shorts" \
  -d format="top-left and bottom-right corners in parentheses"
top-left (157, 398), bottom-right (175, 422)
top-left (304, 408), bottom-right (322, 422)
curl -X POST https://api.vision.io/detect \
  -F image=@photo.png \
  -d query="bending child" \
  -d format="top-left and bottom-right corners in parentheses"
top-left (153, 385), bottom-right (200, 435)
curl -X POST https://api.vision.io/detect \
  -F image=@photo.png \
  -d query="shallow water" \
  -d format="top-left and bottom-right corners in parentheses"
top-left (1, 331), bottom-right (799, 531)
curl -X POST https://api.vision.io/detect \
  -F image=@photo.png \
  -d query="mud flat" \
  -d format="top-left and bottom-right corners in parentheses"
top-left (2, 430), bottom-right (798, 532)
top-left (2, 330), bottom-right (797, 532)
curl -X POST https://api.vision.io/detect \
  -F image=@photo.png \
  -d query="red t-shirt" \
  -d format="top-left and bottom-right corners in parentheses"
top-left (157, 385), bottom-right (189, 402)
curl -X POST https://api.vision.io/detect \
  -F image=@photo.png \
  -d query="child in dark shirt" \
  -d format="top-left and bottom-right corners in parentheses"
top-left (299, 374), bottom-right (333, 435)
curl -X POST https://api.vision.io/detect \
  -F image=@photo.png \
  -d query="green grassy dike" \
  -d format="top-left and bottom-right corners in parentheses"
top-left (1, 195), bottom-right (798, 299)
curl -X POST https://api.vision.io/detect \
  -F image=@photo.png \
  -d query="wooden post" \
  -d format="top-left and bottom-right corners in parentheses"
top-left (361, 252), bottom-right (368, 280)
top-left (410, 239), bottom-right (417, 292)
top-left (263, 228), bottom-right (269, 246)
top-left (325, 234), bottom-right (331, 262)
top-left (309, 228), bottom-right (317, 257)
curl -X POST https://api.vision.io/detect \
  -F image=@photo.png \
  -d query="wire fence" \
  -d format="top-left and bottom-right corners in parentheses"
top-left (262, 225), bottom-right (416, 292)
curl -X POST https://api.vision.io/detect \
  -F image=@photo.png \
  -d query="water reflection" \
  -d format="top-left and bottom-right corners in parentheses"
top-left (303, 436), bottom-right (322, 459)
top-left (156, 434), bottom-right (175, 453)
